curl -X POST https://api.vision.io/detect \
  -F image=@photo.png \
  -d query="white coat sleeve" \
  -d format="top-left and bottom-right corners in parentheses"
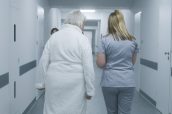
top-left (81, 37), bottom-right (95, 97)
top-left (35, 40), bottom-right (50, 89)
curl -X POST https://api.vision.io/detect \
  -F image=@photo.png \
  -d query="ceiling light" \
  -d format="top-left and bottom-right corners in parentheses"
top-left (80, 9), bottom-right (96, 13)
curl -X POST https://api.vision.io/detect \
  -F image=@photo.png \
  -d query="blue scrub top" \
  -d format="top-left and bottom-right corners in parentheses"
top-left (97, 34), bottom-right (139, 87)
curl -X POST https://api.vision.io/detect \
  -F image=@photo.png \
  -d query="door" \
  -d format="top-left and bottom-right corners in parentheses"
top-left (9, 0), bottom-right (20, 113)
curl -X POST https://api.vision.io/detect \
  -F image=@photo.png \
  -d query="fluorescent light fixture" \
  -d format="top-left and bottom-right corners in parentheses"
top-left (80, 9), bottom-right (96, 13)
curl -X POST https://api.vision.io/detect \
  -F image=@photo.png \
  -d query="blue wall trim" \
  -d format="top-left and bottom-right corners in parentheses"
top-left (140, 58), bottom-right (158, 70)
top-left (0, 73), bottom-right (9, 89)
top-left (20, 60), bottom-right (37, 76)
top-left (139, 89), bottom-right (156, 106)
top-left (23, 97), bottom-right (36, 114)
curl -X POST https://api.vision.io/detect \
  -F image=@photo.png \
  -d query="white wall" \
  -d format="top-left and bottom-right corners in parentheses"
top-left (37, 0), bottom-right (51, 44)
top-left (37, 6), bottom-right (45, 60)
top-left (0, 1), bottom-right (60, 114)
top-left (37, 3), bottom-right (61, 44)
top-left (0, 0), bottom-right (10, 114)
top-left (10, 0), bottom-right (37, 113)
top-left (49, 8), bottom-right (61, 30)
top-left (133, 0), bottom-right (160, 100)
top-left (37, 0), bottom-right (51, 58)
top-left (5, 0), bottom-right (47, 114)
top-left (9, 0), bottom-right (51, 113)
top-left (157, 0), bottom-right (171, 113)
top-left (133, 0), bottom-right (172, 114)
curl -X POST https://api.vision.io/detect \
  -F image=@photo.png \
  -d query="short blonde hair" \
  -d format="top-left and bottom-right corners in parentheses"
top-left (64, 10), bottom-right (86, 29)
top-left (108, 10), bottom-right (135, 41)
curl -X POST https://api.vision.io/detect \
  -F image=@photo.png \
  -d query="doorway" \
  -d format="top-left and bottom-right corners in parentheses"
top-left (83, 20), bottom-right (101, 54)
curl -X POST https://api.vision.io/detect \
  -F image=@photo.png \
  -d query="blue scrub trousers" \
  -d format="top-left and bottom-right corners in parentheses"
top-left (102, 87), bottom-right (135, 114)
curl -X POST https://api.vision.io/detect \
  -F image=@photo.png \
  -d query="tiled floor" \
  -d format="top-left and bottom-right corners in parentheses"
top-left (27, 59), bottom-right (161, 114)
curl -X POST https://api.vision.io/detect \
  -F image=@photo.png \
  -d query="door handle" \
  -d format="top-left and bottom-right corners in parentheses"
top-left (14, 24), bottom-right (16, 42)
top-left (164, 52), bottom-right (170, 60)
top-left (164, 52), bottom-right (170, 55)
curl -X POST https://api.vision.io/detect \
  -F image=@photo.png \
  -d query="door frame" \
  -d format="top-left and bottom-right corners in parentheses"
top-left (134, 11), bottom-right (142, 92)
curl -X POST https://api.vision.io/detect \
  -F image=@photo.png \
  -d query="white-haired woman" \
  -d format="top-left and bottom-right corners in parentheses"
top-left (97, 10), bottom-right (139, 114)
top-left (38, 11), bottom-right (95, 114)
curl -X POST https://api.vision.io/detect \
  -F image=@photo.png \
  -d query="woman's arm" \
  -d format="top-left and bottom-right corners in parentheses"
top-left (96, 53), bottom-right (106, 68)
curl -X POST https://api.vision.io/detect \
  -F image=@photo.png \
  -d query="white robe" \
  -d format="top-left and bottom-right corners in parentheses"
top-left (38, 24), bottom-right (95, 114)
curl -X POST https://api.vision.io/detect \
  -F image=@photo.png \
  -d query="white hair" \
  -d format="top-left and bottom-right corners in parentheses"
top-left (64, 10), bottom-right (86, 29)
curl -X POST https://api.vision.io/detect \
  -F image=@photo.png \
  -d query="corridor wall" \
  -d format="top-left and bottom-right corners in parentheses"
top-left (133, 0), bottom-right (159, 103)
top-left (9, 0), bottom-right (38, 114)
top-left (0, 0), bottom-right (50, 114)
top-left (133, 0), bottom-right (172, 114)
top-left (49, 8), bottom-right (61, 33)
top-left (38, 0), bottom-right (53, 43)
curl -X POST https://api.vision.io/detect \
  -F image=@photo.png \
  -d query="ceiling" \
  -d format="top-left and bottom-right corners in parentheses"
top-left (48, 0), bottom-right (134, 9)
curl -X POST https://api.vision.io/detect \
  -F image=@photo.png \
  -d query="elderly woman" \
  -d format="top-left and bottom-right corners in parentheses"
top-left (38, 11), bottom-right (95, 114)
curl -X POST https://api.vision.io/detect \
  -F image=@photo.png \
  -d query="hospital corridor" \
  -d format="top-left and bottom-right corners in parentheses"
top-left (0, 0), bottom-right (172, 114)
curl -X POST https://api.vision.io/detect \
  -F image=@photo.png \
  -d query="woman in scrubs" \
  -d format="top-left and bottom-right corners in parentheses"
top-left (97, 10), bottom-right (139, 114)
